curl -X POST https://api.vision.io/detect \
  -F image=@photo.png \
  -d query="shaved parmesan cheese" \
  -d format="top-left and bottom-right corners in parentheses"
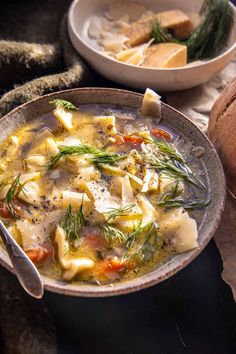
top-left (140, 88), bottom-right (162, 119)
top-left (18, 181), bottom-right (40, 206)
top-left (54, 107), bottom-right (73, 131)
top-left (116, 47), bottom-right (144, 66)
top-left (100, 35), bottom-right (128, 53)
top-left (0, 184), bottom-right (10, 200)
top-left (159, 210), bottom-right (198, 253)
top-left (45, 137), bottom-right (59, 155)
top-left (110, 176), bottom-right (123, 196)
top-left (84, 181), bottom-right (121, 214)
top-left (137, 195), bottom-right (159, 225)
top-left (116, 39), bottom-right (153, 66)
top-left (19, 172), bottom-right (40, 184)
top-left (61, 191), bottom-right (91, 211)
top-left (72, 166), bottom-right (101, 189)
top-left (100, 164), bottom-right (143, 189)
top-left (100, 164), bottom-right (126, 177)
top-left (88, 16), bottom-right (101, 39)
top-left (122, 175), bottom-right (136, 206)
top-left (23, 155), bottom-right (46, 172)
top-left (65, 155), bottom-right (92, 174)
top-left (16, 219), bottom-right (45, 250)
top-left (94, 116), bottom-right (117, 136)
top-left (142, 168), bottom-right (159, 193)
top-left (16, 210), bottom-right (64, 251)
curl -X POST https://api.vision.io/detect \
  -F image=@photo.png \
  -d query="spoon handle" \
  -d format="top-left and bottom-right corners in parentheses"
top-left (0, 220), bottom-right (44, 299)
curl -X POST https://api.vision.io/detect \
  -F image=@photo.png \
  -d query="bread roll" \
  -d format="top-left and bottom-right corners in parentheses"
top-left (208, 78), bottom-right (236, 197)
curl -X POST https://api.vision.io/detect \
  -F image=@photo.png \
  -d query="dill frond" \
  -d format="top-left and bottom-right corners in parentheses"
top-left (88, 153), bottom-right (126, 166)
top-left (48, 144), bottom-right (126, 169)
top-left (151, 21), bottom-right (178, 44)
top-left (123, 222), bottom-right (161, 264)
top-left (49, 99), bottom-right (78, 111)
top-left (147, 156), bottom-right (202, 187)
top-left (61, 204), bottom-right (86, 241)
top-left (157, 198), bottom-right (211, 210)
top-left (142, 143), bottom-right (205, 188)
top-left (156, 181), bottom-right (210, 210)
top-left (105, 204), bottom-right (135, 222)
top-left (150, 139), bottom-right (185, 163)
top-left (187, 0), bottom-right (234, 60)
top-left (4, 174), bottom-right (25, 218)
top-left (99, 224), bottom-right (128, 245)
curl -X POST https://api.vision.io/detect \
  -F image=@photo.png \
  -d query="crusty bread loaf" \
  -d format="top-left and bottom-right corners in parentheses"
top-left (208, 78), bottom-right (236, 197)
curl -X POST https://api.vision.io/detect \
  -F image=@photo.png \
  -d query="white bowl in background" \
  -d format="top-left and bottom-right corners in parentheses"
top-left (68, 0), bottom-right (236, 91)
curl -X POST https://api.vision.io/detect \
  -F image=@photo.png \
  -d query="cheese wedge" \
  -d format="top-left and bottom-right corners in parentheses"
top-left (121, 10), bottom-right (191, 47)
top-left (142, 43), bottom-right (187, 68)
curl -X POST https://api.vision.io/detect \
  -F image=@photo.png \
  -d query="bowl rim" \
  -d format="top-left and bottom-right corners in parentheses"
top-left (68, 0), bottom-right (236, 73)
top-left (0, 87), bottom-right (226, 297)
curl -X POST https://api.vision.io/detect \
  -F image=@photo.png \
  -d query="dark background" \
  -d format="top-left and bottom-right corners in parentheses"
top-left (47, 240), bottom-right (236, 354)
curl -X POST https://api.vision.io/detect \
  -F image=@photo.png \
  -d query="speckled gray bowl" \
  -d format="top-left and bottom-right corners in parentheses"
top-left (0, 88), bottom-right (226, 297)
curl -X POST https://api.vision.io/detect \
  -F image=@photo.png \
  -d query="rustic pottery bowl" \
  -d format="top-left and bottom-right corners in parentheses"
top-left (0, 88), bottom-right (225, 297)
top-left (68, 0), bottom-right (236, 91)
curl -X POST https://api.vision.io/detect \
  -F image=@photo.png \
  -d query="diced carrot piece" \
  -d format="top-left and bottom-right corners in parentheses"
top-left (124, 135), bottom-right (144, 145)
top-left (25, 243), bottom-right (53, 264)
top-left (151, 128), bottom-right (172, 140)
top-left (0, 202), bottom-right (11, 218)
top-left (0, 200), bottom-right (24, 219)
top-left (101, 258), bottom-right (125, 273)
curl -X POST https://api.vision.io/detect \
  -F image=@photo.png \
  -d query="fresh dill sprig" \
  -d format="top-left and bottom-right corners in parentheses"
top-left (49, 99), bottom-right (78, 111)
top-left (148, 138), bottom-right (185, 163)
top-left (187, 0), bottom-right (234, 60)
top-left (156, 181), bottom-right (210, 210)
top-left (142, 143), bottom-right (205, 188)
top-left (156, 198), bottom-right (211, 210)
top-left (151, 20), bottom-right (178, 44)
top-left (88, 153), bottom-right (126, 166)
top-left (105, 204), bottom-right (135, 222)
top-left (159, 181), bottom-right (183, 201)
top-left (146, 154), bottom-right (203, 187)
top-left (123, 222), bottom-right (161, 264)
top-left (48, 145), bottom-right (97, 169)
top-left (132, 133), bottom-right (184, 163)
top-left (48, 144), bottom-right (126, 169)
top-left (99, 223), bottom-right (128, 245)
top-left (4, 174), bottom-right (25, 218)
top-left (61, 203), bottom-right (86, 241)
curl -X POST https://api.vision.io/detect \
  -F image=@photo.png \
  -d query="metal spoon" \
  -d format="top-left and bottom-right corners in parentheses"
top-left (0, 219), bottom-right (44, 299)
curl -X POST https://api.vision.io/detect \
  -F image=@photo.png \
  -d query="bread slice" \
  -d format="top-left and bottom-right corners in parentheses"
top-left (208, 78), bottom-right (236, 197)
